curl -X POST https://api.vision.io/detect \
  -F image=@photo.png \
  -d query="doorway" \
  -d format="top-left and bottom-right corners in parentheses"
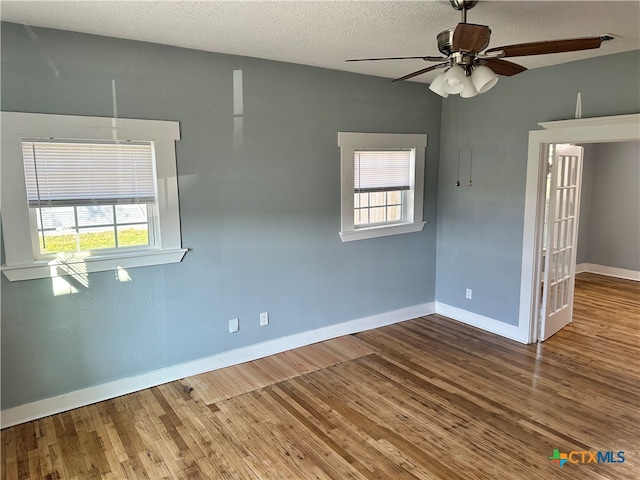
top-left (517, 114), bottom-right (640, 344)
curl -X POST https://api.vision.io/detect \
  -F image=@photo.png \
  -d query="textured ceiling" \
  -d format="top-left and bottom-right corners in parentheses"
top-left (1, 1), bottom-right (639, 83)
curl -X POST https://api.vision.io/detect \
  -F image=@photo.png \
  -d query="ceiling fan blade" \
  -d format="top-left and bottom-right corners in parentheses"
top-left (486, 37), bottom-right (602, 58)
top-left (346, 55), bottom-right (445, 62)
top-left (452, 23), bottom-right (491, 53)
top-left (391, 62), bottom-right (449, 82)
top-left (482, 58), bottom-right (527, 77)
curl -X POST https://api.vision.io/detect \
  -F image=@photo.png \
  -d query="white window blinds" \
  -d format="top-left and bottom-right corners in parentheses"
top-left (354, 150), bottom-right (411, 192)
top-left (22, 140), bottom-right (156, 207)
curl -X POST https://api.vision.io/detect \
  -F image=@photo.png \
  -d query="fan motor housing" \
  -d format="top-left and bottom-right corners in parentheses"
top-left (437, 28), bottom-right (490, 57)
top-left (437, 29), bottom-right (456, 55)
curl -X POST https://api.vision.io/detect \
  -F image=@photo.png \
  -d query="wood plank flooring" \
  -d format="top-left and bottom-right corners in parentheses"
top-left (2, 272), bottom-right (638, 479)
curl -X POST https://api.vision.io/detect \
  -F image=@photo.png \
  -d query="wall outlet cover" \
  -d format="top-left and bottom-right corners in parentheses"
top-left (229, 318), bottom-right (239, 333)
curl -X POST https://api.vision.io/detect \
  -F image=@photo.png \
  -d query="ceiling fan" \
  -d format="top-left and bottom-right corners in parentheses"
top-left (346, 0), bottom-right (613, 98)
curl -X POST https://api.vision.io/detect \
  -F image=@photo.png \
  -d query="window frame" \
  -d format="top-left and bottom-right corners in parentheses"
top-left (338, 132), bottom-right (427, 242)
top-left (1, 112), bottom-right (187, 281)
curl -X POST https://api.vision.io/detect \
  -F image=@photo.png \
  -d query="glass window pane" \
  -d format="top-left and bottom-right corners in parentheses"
top-left (387, 206), bottom-right (402, 221)
top-left (355, 209), bottom-right (368, 225)
top-left (358, 192), bottom-right (369, 207)
top-left (369, 207), bottom-right (385, 223)
top-left (77, 205), bottom-right (114, 227)
top-left (387, 190), bottom-right (402, 204)
top-left (37, 207), bottom-right (75, 230)
top-left (369, 192), bottom-right (385, 207)
top-left (40, 229), bottom-right (80, 254)
top-left (116, 204), bottom-right (148, 224)
top-left (117, 225), bottom-right (149, 247)
top-left (77, 227), bottom-right (116, 251)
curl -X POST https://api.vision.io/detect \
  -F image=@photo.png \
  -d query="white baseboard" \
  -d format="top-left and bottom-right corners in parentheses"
top-left (577, 263), bottom-right (640, 281)
top-left (435, 302), bottom-right (529, 344)
top-left (575, 262), bottom-right (589, 274)
top-left (1, 302), bottom-right (436, 429)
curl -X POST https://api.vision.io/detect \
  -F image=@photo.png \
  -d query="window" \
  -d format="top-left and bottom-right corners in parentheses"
top-left (338, 132), bottom-right (427, 241)
top-left (1, 112), bottom-right (187, 281)
top-left (354, 150), bottom-right (410, 227)
top-left (23, 140), bottom-right (155, 256)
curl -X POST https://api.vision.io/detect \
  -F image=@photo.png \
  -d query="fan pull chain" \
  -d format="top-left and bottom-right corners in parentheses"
top-left (456, 100), bottom-right (462, 187)
top-left (469, 147), bottom-right (473, 186)
top-left (468, 99), bottom-right (475, 187)
top-left (468, 147), bottom-right (473, 186)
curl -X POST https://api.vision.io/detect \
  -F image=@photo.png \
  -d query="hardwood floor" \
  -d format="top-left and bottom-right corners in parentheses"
top-left (2, 273), bottom-right (638, 479)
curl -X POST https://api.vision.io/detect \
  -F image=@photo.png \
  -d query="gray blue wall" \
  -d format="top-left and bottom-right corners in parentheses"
top-left (436, 50), bottom-right (640, 325)
top-left (577, 142), bottom-right (640, 270)
top-left (1, 23), bottom-right (441, 409)
top-left (576, 144), bottom-right (595, 264)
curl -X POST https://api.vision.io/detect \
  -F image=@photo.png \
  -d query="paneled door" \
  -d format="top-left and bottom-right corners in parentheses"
top-left (539, 144), bottom-right (584, 341)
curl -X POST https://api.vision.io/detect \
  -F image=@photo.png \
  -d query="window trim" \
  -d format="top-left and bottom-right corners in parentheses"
top-left (338, 132), bottom-right (427, 242)
top-left (1, 112), bottom-right (187, 281)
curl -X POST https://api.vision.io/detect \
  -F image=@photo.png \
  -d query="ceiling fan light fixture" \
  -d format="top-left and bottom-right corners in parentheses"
top-left (346, 0), bottom-right (609, 99)
top-left (429, 71), bottom-right (450, 98)
top-left (471, 65), bottom-right (498, 93)
top-left (460, 75), bottom-right (478, 98)
top-left (442, 65), bottom-right (466, 94)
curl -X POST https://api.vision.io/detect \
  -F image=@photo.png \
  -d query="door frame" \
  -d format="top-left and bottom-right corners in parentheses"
top-left (518, 113), bottom-right (640, 344)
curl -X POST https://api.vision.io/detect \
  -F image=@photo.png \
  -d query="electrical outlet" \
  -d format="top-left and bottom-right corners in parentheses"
top-left (260, 312), bottom-right (269, 326)
top-left (229, 318), bottom-right (239, 333)
top-left (466, 288), bottom-right (472, 300)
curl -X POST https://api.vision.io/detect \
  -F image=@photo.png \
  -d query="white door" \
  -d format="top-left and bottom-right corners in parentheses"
top-left (539, 144), bottom-right (584, 341)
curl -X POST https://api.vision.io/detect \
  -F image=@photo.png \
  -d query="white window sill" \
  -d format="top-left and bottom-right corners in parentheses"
top-left (339, 221), bottom-right (426, 242)
top-left (1, 248), bottom-right (188, 282)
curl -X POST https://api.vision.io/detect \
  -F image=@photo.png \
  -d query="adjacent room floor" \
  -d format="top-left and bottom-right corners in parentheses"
top-left (2, 272), bottom-right (638, 479)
